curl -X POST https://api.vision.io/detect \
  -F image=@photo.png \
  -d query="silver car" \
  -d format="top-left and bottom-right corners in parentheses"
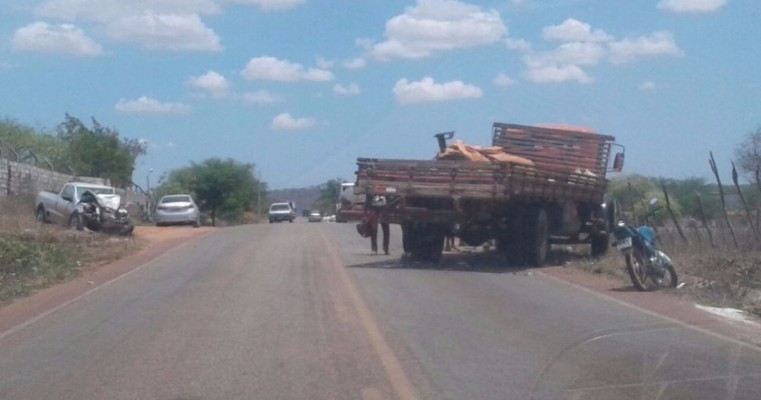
top-left (153, 194), bottom-right (201, 227)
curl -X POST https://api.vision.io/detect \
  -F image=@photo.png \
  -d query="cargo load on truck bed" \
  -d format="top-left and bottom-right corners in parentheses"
top-left (353, 122), bottom-right (623, 265)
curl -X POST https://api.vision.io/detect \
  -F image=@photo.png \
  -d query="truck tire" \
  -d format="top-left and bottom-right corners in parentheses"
top-left (524, 207), bottom-right (549, 267)
top-left (590, 233), bottom-right (609, 258)
top-left (403, 222), bottom-right (445, 263)
top-left (401, 221), bottom-right (414, 255)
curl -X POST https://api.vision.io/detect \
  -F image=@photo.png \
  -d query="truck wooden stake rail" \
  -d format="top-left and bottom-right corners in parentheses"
top-left (354, 122), bottom-right (624, 265)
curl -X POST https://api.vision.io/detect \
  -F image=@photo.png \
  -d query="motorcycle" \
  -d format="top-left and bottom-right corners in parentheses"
top-left (612, 198), bottom-right (678, 291)
top-left (75, 190), bottom-right (135, 236)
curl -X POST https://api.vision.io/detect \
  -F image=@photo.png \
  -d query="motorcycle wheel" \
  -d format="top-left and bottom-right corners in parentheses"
top-left (652, 261), bottom-right (678, 289)
top-left (625, 247), bottom-right (649, 291)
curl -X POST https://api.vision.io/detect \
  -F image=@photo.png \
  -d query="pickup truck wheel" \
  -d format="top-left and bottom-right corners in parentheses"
top-left (68, 213), bottom-right (84, 231)
top-left (36, 208), bottom-right (47, 224)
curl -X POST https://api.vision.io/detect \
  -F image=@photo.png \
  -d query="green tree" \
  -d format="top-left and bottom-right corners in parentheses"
top-left (157, 158), bottom-right (265, 226)
top-left (0, 119), bottom-right (65, 166)
top-left (312, 178), bottom-right (344, 214)
top-left (735, 126), bottom-right (761, 179)
top-left (56, 114), bottom-right (146, 187)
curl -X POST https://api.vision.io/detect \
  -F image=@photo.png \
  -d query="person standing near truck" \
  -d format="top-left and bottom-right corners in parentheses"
top-left (365, 195), bottom-right (390, 255)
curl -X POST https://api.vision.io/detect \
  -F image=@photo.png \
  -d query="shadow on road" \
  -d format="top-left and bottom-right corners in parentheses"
top-left (347, 247), bottom-right (581, 274)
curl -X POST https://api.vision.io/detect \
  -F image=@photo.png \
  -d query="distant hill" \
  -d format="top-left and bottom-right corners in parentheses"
top-left (269, 186), bottom-right (321, 213)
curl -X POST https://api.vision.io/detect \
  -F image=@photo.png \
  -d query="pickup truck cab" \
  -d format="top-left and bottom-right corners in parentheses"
top-left (36, 182), bottom-right (115, 228)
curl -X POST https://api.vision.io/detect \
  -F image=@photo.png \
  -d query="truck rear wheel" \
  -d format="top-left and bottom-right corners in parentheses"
top-left (403, 222), bottom-right (445, 263)
top-left (523, 207), bottom-right (548, 267)
top-left (590, 233), bottom-right (609, 258)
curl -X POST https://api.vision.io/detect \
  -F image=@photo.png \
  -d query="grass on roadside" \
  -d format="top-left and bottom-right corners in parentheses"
top-left (1, 196), bottom-right (145, 305)
top-left (557, 233), bottom-right (761, 318)
top-left (0, 230), bottom-right (79, 303)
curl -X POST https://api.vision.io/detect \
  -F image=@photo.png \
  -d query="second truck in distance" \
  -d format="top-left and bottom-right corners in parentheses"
top-left (354, 122), bottom-right (624, 265)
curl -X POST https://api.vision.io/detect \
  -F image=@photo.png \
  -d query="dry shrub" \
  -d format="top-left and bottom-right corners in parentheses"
top-left (240, 211), bottom-right (261, 224)
top-left (0, 195), bottom-right (37, 234)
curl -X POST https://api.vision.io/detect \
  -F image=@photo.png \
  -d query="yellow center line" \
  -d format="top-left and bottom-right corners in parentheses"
top-left (319, 230), bottom-right (420, 400)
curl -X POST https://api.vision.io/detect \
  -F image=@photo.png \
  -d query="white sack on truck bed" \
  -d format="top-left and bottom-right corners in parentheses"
top-left (436, 139), bottom-right (535, 166)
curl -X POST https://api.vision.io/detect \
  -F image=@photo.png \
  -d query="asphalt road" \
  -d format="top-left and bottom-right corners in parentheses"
top-left (1, 220), bottom-right (760, 400)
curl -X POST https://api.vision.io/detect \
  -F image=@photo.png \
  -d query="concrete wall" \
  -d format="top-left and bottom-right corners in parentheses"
top-left (0, 158), bottom-right (147, 207)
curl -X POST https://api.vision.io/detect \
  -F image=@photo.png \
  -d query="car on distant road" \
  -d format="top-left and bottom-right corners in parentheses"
top-left (153, 194), bottom-right (201, 227)
top-left (308, 210), bottom-right (322, 222)
top-left (269, 202), bottom-right (296, 223)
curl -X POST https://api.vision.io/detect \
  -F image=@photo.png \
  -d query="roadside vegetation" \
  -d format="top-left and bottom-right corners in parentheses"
top-left (573, 128), bottom-right (761, 318)
top-left (0, 197), bottom-right (143, 304)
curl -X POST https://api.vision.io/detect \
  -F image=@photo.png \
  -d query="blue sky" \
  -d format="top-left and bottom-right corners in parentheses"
top-left (1, 0), bottom-right (759, 190)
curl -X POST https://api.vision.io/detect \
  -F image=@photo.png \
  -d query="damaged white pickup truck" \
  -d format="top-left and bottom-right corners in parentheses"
top-left (35, 181), bottom-right (134, 235)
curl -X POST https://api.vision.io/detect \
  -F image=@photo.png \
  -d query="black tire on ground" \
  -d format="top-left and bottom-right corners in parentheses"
top-left (193, 219), bottom-right (200, 228)
top-left (68, 213), bottom-right (83, 231)
top-left (524, 207), bottom-right (549, 267)
top-left (401, 222), bottom-right (414, 255)
top-left (590, 233), bottom-right (609, 258)
top-left (36, 207), bottom-right (47, 223)
top-left (496, 230), bottom-right (523, 265)
top-left (625, 247), bottom-right (648, 291)
top-left (403, 222), bottom-right (445, 263)
top-left (421, 226), bottom-right (445, 263)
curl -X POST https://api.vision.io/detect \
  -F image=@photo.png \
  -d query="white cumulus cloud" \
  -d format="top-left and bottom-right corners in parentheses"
top-left (11, 22), bottom-right (103, 56)
top-left (223, 0), bottom-right (305, 12)
top-left (393, 76), bottom-right (482, 104)
top-left (521, 19), bottom-right (682, 85)
top-left (334, 83), bottom-right (361, 96)
top-left (115, 96), bottom-right (191, 114)
top-left (271, 113), bottom-right (316, 130)
top-left (343, 57), bottom-right (367, 70)
top-left (36, 0), bottom-right (222, 22)
top-left (504, 38), bottom-right (532, 52)
top-left (524, 65), bottom-right (592, 84)
top-left (657, 0), bottom-right (727, 13)
top-left (242, 90), bottom-right (283, 104)
top-left (493, 73), bottom-right (515, 87)
top-left (107, 13), bottom-right (221, 52)
top-left (369, 0), bottom-right (507, 61)
top-left (542, 18), bottom-right (612, 43)
top-left (187, 70), bottom-right (230, 98)
top-left (241, 56), bottom-right (333, 82)
top-left (608, 31), bottom-right (682, 64)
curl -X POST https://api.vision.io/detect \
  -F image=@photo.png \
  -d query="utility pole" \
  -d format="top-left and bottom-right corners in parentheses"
top-left (256, 170), bottom-right (262, 218)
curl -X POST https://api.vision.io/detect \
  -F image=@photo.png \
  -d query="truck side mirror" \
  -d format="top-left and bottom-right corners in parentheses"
top-left (612, 152), bottom-right (624, 172)
top-left (62, 195), bottom-right (72, 202)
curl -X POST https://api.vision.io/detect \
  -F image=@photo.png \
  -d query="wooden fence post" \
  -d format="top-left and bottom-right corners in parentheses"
top-left (696, 192), bottom-right (716, 248)
top-left (732, 162), bottom-right (759, 240)
top-left (709, 151), bottom-right (738, 248)
top-left (661, 182), bottom-right (687, 244)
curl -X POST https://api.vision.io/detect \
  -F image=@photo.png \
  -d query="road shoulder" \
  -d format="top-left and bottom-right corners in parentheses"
top-left (0, 226), bottom-right (213, 335)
